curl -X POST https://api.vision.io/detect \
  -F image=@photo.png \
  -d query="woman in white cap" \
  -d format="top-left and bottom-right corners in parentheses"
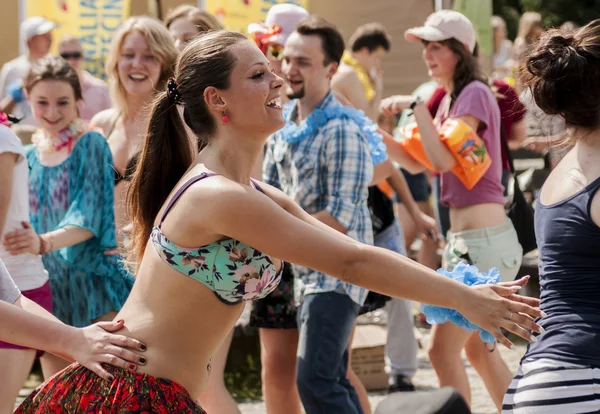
top-left (381, 10), bottom-right (523, 411)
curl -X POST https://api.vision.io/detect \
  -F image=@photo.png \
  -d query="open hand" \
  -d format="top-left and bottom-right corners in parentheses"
top-left (413, 210), bottom-right (438, 240)
top-left (3, 221), bottom-right (40, 255)
top-left (66, 319), bottom-right (147, 381)
top-left (458, 276), bottom-right (544, 349)
top-left (380, 95), bottom-right (414, 117)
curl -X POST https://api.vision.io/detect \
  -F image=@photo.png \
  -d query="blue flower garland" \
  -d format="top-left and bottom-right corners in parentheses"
top-left (422, 262), bottom-right (501, 344)
top-left (279, 103), bottom-right (388, 165)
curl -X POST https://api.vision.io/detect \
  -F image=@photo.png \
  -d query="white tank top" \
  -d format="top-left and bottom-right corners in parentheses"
top-left (0, 125), bottom-right (48, 291)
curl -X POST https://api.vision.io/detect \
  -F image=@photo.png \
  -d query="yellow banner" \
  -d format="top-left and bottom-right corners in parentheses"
top-left (25, 0), bottom-right (131, 79)
top-left (205, 0), bottom-right (309, 36)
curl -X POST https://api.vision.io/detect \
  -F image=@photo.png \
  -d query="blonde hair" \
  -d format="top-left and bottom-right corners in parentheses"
top-left (105, 16), bottom-right (178, 117)
top-left (517, 12), bottom-right (543, 44)
top-left (164, 5), bottom-right (223, 33)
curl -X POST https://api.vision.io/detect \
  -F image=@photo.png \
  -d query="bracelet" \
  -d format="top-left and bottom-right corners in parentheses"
top-left (38, 235), bottom-right (47, 255)
top-left (38, 234), bottom-right (54, 255)
top-left (410, 96), bottom-right (424, 111)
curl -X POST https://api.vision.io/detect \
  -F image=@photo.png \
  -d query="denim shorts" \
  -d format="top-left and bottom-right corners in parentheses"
top-left (396, 170), bottom-right (431, 203)
top-left (442, 221), bottom-right (523, 282)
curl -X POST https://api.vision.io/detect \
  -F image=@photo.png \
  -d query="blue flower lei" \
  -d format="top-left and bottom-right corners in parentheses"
top-left (422, 262), bottom-right (501, 344)
top-left (279, 103), bottom-right (388, 165)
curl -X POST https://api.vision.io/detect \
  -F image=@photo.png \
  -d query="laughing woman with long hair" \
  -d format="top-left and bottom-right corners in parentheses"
top-left (92, 17), bottom-right (178, 248)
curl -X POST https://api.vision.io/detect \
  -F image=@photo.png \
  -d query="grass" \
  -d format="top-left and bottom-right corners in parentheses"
top-left (224, 327), bottom-right (263, 402)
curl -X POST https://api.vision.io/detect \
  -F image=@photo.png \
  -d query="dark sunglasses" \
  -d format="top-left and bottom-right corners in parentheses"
top-left (60, 52), bottom-right (83, 60)
top-left (266, 44), bottom-right (284, 61)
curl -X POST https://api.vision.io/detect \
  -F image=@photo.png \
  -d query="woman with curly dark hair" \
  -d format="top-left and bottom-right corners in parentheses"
top-left (502, 20), bottom-right (600, 413)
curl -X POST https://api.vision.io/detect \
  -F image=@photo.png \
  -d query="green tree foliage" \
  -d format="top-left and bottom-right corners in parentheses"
top-left (493, 0), bottom-right (600, 40)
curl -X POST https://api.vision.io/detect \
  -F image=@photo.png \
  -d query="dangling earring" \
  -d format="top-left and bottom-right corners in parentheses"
top-left (222, 110), bottom-right (229, 124)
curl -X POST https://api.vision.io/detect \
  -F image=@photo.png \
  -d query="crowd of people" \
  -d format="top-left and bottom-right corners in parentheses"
top-left (0, 3), bottom-right (598, 414)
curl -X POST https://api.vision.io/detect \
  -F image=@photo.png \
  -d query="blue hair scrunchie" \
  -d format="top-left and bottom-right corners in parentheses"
top-left (422, 262), bottom-right (501, 344)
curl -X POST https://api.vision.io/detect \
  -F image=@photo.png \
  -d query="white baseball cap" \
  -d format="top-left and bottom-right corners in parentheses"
top-left (405, 10), bottom-right (476, 53)
top-left (248, 3), bottom-right (308, 46)
top-left (21, 16), bottom-right (56, 43)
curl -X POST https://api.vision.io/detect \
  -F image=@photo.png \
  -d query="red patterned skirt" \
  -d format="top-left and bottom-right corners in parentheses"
top-left (15, 363), bottom-right (206, 413)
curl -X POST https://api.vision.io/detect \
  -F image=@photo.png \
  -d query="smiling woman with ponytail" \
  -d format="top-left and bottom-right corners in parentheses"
top-left (17, 30), bottom-right (542, 414)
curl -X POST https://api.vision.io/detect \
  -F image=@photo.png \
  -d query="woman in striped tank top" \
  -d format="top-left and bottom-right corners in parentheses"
top-left (502, 19), bottom-right (600, 413)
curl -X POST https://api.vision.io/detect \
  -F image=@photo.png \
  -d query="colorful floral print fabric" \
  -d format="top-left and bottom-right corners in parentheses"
top-left (249, 262), bottom-right (298, 329)
top-left (151, 228), bottom-right (282, 304)
top-left (15, 363), bottom-right (206, 413)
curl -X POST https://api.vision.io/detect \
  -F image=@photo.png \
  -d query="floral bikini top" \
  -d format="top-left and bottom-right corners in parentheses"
top-left (151, 173), bottom-right (283, 305)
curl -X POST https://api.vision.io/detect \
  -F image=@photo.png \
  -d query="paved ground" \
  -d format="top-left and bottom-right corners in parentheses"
top-left (237, 328), bottom-right (525, 414)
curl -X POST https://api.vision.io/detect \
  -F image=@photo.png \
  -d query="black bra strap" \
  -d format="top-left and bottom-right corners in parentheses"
top-left (158, 174), bottom-right (267, 227)
top-left (158, 172), bottom-right (217, 227)
top-left (250, 178), bottom-right (265, 194)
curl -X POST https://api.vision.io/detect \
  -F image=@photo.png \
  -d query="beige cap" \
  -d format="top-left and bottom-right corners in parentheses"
top-left (405, 10), bottom-right (476, 53)
top-left (21, 16), bottom-right (56, 42)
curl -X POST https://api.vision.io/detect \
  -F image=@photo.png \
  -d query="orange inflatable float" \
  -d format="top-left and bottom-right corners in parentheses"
top-left (398, 119), bottom-right (491, 190)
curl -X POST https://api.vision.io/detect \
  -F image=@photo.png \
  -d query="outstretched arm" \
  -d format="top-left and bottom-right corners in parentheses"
top-left (191, 179), bottom-right (543, 349)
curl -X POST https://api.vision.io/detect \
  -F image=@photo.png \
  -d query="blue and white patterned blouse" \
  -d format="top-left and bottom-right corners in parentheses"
top-left (27, 131), bottom-right (133, 326)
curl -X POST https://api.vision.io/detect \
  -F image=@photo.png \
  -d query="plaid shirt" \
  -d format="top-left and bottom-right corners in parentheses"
top-left (263, 91), bottom-right (374, 305)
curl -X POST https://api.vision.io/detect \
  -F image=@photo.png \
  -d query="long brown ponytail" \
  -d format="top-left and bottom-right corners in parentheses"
top-left (127, 30), bottom-right (247, 269)
top-left (127, 91), bottom-right (191, 267)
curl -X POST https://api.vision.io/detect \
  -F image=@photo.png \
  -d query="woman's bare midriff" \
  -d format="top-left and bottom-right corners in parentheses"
top-left (449, 202), bottom-right (508, 232)
top-left (114, 248), bottom-right (245, 399)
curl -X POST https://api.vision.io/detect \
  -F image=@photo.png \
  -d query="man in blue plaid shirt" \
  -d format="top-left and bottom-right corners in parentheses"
top-left (263, 16), bottom-right (374, 414)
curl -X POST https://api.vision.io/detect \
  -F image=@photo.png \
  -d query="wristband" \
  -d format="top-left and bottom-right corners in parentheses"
top-left (38, 235), bottom-right (47, 255)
